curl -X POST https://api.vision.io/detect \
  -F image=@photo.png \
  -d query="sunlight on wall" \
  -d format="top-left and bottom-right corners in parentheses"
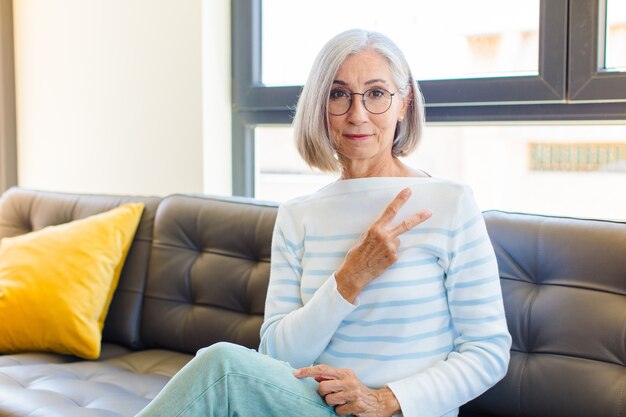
top-left (13, 0), bottom-right (203, 196)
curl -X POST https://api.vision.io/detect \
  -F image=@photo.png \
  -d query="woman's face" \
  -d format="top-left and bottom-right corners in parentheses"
top-left (328, 49), bottom-right (409, 169)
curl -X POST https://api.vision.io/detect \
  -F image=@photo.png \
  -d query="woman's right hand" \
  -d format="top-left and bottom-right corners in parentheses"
top-left (335, 188), bottom-right (432, 303)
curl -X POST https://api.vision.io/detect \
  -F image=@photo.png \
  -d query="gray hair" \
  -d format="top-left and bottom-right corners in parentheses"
top-left (293, 29), bottom-right (425, 172)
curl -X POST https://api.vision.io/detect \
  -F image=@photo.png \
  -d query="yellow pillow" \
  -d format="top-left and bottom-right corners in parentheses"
top-left (0, 203), bottom-right (144, 359)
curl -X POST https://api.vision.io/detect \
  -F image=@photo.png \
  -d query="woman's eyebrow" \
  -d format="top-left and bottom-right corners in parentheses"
top-left (365, 78), bottom-right (388, 86)
top-left (332, 79), bottom-right (389, 87)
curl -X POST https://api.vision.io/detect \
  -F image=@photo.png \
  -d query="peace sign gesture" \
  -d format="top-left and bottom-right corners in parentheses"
top-left (335, 188), bottom-right (432, 304)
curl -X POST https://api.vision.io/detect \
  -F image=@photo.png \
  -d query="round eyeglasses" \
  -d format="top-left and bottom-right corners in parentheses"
top-left (328, 87), bottom-right (397, 116)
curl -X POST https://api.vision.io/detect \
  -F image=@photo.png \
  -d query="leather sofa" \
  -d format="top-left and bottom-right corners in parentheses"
top-left (0, 187), bottom-right (624, 417)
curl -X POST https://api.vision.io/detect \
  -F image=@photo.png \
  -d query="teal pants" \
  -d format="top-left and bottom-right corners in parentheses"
top-left (135, 342), bottom-right (338, 417)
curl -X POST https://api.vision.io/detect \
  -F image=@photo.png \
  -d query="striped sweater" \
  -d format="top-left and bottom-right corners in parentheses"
top-left (259, 177), bottom-right (511, 417)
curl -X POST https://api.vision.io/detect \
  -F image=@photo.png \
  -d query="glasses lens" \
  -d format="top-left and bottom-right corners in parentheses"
top-left (328, 89), bottom-right (351, 115)
top-left (363, 89), bottom-right (392, 114)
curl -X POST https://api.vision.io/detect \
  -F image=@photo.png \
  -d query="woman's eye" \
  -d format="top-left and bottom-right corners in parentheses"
top-left (330, 89), bottom-right (350, 100)
top-left (367, 89), bottom-right (386, 99)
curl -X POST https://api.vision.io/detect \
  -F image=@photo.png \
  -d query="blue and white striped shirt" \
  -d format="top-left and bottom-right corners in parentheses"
top-left (260, 177), bottom-right (511, 417)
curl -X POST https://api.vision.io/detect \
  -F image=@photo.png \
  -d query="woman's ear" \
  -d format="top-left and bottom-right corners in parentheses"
top-left (399, 85), bottom-right (414, 121)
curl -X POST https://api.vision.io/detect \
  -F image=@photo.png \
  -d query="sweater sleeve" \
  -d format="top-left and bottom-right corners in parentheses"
top-left (387, 186), bottom-right (511, 417)
top-left (258, 204), bottom-right (358, 368)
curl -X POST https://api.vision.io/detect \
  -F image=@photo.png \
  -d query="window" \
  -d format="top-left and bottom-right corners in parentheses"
top-left (232, 0), bottom-right (626, 219)
top-left (233, 0), bottom-right (568, 112)
top-left (605, 0), bottom-right (626, 70)
top-left (255, 124), bottom-right (626, 220)
top-left (262, 0), bottom-right (540, 86)
top-left (255, 126), bottom-right (335, 201)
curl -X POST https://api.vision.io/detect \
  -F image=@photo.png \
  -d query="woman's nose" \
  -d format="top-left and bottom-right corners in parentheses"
top-left (346, 97), bottom-right (368, 123)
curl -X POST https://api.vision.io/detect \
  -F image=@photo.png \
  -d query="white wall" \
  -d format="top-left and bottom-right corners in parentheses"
top-left (12, 0), bottom-right (232, 196)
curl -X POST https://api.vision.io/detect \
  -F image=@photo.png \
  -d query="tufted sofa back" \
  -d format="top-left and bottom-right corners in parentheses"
top-left (461, 211), bottom-right (626, 417)
top-left (139, 194), bottom-right (278, 352)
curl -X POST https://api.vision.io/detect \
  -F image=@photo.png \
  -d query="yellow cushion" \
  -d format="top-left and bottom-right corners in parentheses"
top-left (0, 203), bottom-right (144, 359)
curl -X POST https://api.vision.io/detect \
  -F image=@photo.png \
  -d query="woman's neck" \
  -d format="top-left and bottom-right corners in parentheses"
top-left (340, 157), bottom-right (424, 180)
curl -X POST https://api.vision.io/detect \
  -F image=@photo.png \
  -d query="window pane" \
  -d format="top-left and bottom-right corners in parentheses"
top-left (262, 0), bottom-right (539, 86)
top-left (255, 127), bottom-right (337, 201)
top-left (254, 124), bottom-right (626, 221)
top-left (605, 0), bottom-right (626, 71)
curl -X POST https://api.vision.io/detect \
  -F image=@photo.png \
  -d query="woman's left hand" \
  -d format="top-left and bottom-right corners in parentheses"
top-left (294, 364), bottom-right (401, 417)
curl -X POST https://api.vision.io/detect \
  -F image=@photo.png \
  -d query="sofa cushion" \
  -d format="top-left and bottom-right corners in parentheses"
top-left (0, 203), bottom-right (144, 359)
top-left (0, 348), bottom-right (191, 417)
top-left (0, 188), bottom-right (162, 349)
top-left (140, 194), bottom-right (278, 353)
top-left (461, 211), bottom-right (626, 417)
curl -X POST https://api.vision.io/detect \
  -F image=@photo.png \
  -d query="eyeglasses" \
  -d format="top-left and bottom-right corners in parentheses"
top-left (328, 87), bottom-right (397, 116)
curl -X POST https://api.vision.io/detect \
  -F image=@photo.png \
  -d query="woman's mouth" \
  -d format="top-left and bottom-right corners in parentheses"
top-left (344, 134), bottom-right (371, 140)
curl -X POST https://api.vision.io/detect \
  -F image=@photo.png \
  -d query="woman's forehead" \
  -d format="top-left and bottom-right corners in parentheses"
top-left (334, 50), bottom-right (394, 88)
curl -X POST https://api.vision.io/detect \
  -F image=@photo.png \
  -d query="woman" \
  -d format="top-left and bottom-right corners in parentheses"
top-left (137, 29), bottom-right (511, 417)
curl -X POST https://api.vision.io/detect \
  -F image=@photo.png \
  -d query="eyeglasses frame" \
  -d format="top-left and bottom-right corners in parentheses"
top-left (327, 87), bottom-right (399, 116)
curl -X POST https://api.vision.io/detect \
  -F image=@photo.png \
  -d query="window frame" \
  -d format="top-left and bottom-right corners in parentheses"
top-left (232, 0), bottom-right (626, 197)
top-left (569, 0), bottom-right (626, 100)
top-left (0, 0), bottom-right (17, 194)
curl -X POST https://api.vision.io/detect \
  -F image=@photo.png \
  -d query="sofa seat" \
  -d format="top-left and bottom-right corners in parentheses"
top-left (0, 347), bottom-right (192, 417)
top-left (0, 344), bottom-right (133, 368)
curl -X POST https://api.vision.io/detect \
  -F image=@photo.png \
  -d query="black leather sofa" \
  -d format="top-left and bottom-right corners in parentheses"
top-left (0, 187), bottom-right (624, 417)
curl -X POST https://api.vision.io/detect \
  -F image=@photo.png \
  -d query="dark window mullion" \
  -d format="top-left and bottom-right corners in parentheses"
top-left (569, 0), bottom-right (626, 101)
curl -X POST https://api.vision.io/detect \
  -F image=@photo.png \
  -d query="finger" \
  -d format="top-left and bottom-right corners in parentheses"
top-left (376, 188), bottom-right (412, 225)
top-left (318, 379), bottom-right (346, 396)
top-left (293, 364), bottom-right (342, 380)
top-left (390, 209), bottom-right (432, 236)
top-left (324, 392), bottom-right (350, 407)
